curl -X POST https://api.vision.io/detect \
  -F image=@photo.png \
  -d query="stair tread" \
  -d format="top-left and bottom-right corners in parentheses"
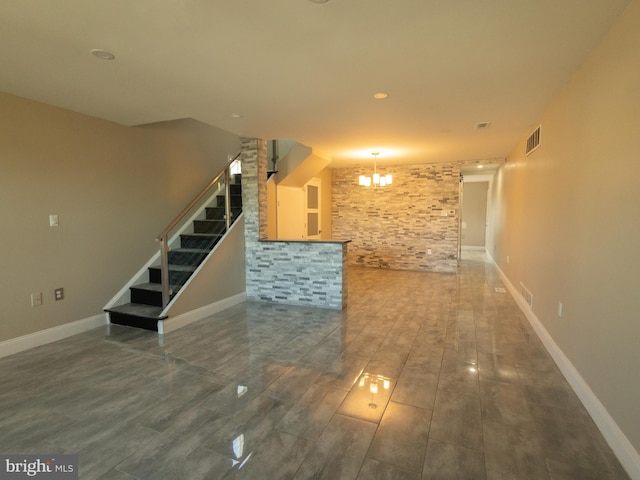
top-left (181, 232), bottom-right (222, 236)
top-left (131, 282), bottom-right (181, 293)
top-left (151, 264), bottom-right (197, 272)
top-left (105, 303), bottom-right (167, 320)
top-left (171, 247), bottom-right (210, 253)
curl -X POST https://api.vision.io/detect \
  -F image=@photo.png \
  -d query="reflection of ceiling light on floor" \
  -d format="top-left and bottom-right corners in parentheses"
top-left (357, 372), bottom-right (391, 408)
top-left (233, 434), bottom-right (244, 459)
top-left (231, 434), bottom-right (253, 469)
top-left (237, 385), bottom-right (248, 397)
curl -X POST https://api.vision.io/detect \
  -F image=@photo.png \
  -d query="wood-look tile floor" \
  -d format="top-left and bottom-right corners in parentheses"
top-left (0, 253), bottom-right (629, 479)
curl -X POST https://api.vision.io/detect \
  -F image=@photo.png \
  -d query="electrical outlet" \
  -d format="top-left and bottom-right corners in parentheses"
top-left (427, 249), bottom-right (432, 255)
top-left (49, 214), bottom-right (59, 227)
top-left (31, 292), bottom-right (43, 307)
top-left (558, 302), bottom-right (563, 318)
top-left (54, 288), bottom-right (64, 301)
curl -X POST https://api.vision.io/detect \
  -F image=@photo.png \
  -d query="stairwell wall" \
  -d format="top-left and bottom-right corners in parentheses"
top-left (0, 92), bottom-right (240, 343)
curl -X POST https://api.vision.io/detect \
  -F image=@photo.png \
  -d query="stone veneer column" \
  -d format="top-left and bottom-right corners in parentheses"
top-left (240, 137), bottom-right (267, 242)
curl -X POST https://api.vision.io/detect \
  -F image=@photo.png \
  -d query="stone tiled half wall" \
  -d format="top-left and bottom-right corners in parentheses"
top-left (246, 240), bottom-right (348, 309)
top-left (332, 162), bottom-right (461, 273)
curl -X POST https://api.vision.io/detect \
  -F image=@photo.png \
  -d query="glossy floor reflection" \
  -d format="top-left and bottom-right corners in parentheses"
top-left (0, 252), bottom-right (629, 479)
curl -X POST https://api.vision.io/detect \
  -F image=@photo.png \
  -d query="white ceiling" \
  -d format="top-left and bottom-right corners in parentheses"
top-left (0, 0), bottom-right (631, 167)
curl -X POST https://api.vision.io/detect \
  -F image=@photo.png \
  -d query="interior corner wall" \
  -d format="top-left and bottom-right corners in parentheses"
top-left (266, 178), bottom-right (277, 239)
top-left (487, 0), bottom-right (640, 467)
top-left (0, 92), bottom-right (240, 343)
top-left (332, 162), bottom-right (460, 272)
top-left (276, 186), bottom-right (305, 240)
top-left (318, 167), bottom-right (333, 240)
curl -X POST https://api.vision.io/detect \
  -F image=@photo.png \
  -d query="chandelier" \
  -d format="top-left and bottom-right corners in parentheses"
top-left (358, 152), bottom-right (392, 187)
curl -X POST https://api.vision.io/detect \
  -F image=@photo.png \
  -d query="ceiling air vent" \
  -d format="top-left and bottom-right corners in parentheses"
top-left (526, 125), bottom-right (541, 156)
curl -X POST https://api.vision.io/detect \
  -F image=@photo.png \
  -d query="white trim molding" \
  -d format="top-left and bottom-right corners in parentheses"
top-left (0, 313), bottom-right (108, 359)
top-left (487, 253), bottom-right (640, 479)
top-left (157, 293), bottom-right (246, 335)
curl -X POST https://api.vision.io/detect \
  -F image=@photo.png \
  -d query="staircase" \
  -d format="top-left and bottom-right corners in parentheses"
top-left (105, 173), bottom-right (242, 331)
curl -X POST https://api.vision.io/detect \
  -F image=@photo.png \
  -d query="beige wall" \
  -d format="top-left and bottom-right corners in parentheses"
top-left (488, 0), bottom-right (640, 458)
top-left (276, 186), bottom-right (305, 240)
top-left (0, 93), bottom-right (240, 342)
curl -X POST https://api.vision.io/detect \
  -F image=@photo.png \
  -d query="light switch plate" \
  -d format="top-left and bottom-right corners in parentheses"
top-left (31, 292), bottom-right (43, 307)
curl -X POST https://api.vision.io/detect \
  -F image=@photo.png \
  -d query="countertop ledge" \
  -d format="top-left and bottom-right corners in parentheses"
top-left (258, 239), bottom-right (351, 244)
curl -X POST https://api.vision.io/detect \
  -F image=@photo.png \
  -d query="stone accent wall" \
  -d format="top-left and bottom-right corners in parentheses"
top-left (332, 162), bottom-right (461, 273)
top-left (242, 138), bottom-right (348, 309)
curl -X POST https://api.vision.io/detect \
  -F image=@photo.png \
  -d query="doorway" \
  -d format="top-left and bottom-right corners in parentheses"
top-left (461, 181), bottom-right (489, 253)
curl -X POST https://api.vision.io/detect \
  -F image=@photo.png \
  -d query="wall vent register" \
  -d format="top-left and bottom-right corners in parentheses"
top-left (526, 125), bottom-right (541, 156)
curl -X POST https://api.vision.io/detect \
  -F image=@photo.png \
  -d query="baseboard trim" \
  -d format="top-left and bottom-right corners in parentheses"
top-left (158, 292), bottom-right (246, 335)
top-left (461, 245), bottom-right (486, 251)
top-left (487, 253), bottom-right (640, 479)
top-left (0, 314), bottom-right (108, 359)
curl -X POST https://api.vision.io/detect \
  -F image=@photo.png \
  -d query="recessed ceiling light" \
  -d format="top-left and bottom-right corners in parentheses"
top-left (475, 121), bottom-right (491, 130)
top-left (373, 92), bottom-right (389, 100)
top-left (309, 0), bottom-right (329, 3)
top-left (90, 49), bottom-right (115, 60)
top-left (231, 113), bottom-right (243, 119)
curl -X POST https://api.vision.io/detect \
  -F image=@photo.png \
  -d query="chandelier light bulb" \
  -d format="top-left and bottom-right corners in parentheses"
top-left (359, 152), bottom-right (392, 188)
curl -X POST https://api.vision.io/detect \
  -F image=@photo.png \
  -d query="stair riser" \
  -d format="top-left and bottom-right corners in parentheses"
top-left (180, 234), bottom-right (221, 250)
top-left (109, 312), bottom-right (158, 331)
top-left (206, 207), bottom-right (225, 220)
top-left (193, 220), bottom-right (226, 235)
top-left (168, 250), bottom-right (209, 265)
top-left (216, 195), bottom-right (242, 208)
top-left (206, 207), bottom-right (242, 220)
top-left (130, 287), bottom-right (163, 307)
top-left (148, 267), bottom-right (194, 286)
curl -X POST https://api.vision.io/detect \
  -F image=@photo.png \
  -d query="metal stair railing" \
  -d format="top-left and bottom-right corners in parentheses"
top-left (155, 152), bottom-right (241, 307)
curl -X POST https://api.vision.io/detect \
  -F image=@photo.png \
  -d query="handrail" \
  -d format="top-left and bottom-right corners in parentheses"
top-left (155, 152), bottom-right (241, 307)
